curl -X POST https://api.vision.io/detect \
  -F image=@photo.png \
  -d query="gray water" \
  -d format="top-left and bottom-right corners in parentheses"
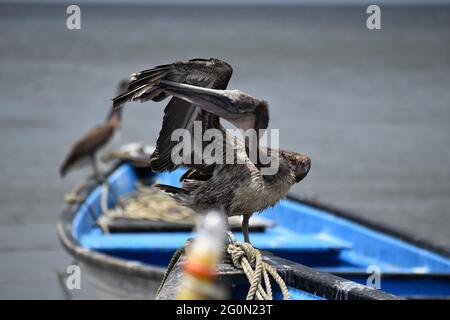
top-left (0, 4), bottom-right (449, 299)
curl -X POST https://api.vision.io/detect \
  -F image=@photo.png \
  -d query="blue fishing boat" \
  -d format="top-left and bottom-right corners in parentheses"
top-left (57, 147), bottom-right (450, 300)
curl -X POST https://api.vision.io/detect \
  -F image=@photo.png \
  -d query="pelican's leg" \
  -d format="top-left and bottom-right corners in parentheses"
top-left (242, 214), bottom-right (250, 244)
top-left (90, 155), bottom-right (102, 182)
top-left (109, 184), bottom-right (125, 210)
top-left (224, 210), bottom-right (237, 245)
top-left (93, 156), bottom-right (125, 210)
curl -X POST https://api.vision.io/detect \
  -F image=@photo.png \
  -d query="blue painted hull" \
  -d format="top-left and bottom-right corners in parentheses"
top-left (68, 162), bottom-right (450, 299)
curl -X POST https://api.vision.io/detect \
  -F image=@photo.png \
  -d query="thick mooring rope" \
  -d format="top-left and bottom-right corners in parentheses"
top-left (156, 241), bottom-right (289, 300)
top-left (227, 242), bottom-right (290, 300)
top-left (156, 246), bottom-right (186, 296)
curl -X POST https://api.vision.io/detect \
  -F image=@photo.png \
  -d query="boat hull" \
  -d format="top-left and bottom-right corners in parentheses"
top-left (58, 160), bottom-right (450, 299)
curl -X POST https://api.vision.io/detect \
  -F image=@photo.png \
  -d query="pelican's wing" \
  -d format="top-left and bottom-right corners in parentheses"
top-left (113, 58), bottom-right (232, 108)
top-left (159, 80), bottom-right (269, 132)
top-left (113, 58), bottom-right (233, 172)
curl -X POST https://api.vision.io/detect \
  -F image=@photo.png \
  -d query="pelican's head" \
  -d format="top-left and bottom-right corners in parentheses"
top-left (294, 154), bottom-right (311, 182)
top-left (281, 150), bottom-right (311, 183)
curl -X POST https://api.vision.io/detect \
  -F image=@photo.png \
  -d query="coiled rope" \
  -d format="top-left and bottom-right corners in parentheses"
top-left (227, 242), bottom-right (290, 300)
top-left (157, 241), bottom-right (289, 300)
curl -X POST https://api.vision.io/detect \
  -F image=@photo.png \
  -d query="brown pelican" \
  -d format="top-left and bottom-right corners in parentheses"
top-left (114, 58), bottom-right (311, 243)
top-left (60, 80), bottom-right (129, 180)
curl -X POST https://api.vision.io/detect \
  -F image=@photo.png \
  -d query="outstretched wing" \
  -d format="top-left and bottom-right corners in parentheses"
top-left (158, 80), bottom-right (270, 132)
top-left (113, 58), bottom-right (233, 108)
top-left (113, 58), bottom-right (233, 173)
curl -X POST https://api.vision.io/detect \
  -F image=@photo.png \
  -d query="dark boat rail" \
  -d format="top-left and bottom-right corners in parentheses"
top-left (156, 252), bottom-right (401, 300)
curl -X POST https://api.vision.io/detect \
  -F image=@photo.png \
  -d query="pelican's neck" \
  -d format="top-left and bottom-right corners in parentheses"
top-left (106, 106), bottom-right (122, 130)
top-left (106, 105), bottom-right (122, 123)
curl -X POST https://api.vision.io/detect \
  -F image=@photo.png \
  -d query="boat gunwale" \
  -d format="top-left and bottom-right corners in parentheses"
top-left (57, 161), bottom-right (166, 281)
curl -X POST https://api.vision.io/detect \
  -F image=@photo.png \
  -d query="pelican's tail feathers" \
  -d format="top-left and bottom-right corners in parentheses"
top-left (112, 66), bottom-right (171, 109)
top-left (153, 184), bottom-right (190, 204)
